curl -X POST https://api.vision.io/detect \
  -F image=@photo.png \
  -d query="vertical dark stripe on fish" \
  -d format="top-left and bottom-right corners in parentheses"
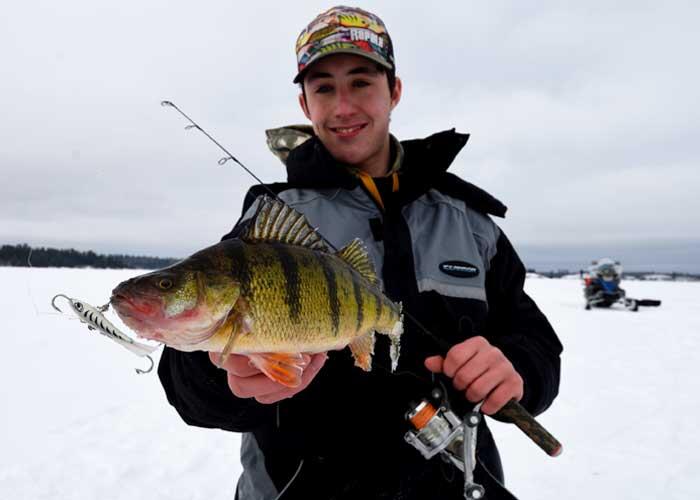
top-left (351, 272), bottom-right (364, 333)
top-left (272, 244), bottom-right (302, 322)
top-left (317, 254), bottom-right (340, 337)
top-left (372, 289), bottom-right (382, 325)
top-left (231, 242), bottom-right (252, 301)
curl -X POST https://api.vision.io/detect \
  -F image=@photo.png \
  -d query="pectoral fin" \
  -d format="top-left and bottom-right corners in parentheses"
top-left (214, 297), bottom-right (253, 366)
top-left (248, 352), bottom-right (309, 388)
top-left (348, 332), bottom-right (375, 371)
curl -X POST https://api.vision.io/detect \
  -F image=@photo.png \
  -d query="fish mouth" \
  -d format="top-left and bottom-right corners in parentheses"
top-left (110, 291), bottom-right (165, 340)
top-left (110, 291), bottom-right (159, 318)
top-left (110, 291), bottom-right (226, 346)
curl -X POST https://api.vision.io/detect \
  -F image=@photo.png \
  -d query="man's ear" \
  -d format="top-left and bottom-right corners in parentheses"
top-left (299, 93), bottom-right (311, 120)
top-left (390, 76), bottom-right (402, 110)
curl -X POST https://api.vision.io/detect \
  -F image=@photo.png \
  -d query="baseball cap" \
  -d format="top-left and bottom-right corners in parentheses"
top-left (293, 6), bottom-right (395, 83)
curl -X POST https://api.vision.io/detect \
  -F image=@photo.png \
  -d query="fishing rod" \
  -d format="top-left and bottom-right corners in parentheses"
top-left (160, 100), bottom-right (562, 459)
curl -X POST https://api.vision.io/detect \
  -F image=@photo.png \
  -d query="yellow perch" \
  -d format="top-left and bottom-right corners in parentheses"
top-left (111, 196), bottom-right (402, 387)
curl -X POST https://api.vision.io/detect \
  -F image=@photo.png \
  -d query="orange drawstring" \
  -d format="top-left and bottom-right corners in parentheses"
top-left (356, 171), bottom-right (400, 211)
top-left (357, 171), bottom-right (385, 211)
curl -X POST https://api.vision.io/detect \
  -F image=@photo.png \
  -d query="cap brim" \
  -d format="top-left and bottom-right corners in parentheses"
top-left (293, 48), bottom-right (393, 83)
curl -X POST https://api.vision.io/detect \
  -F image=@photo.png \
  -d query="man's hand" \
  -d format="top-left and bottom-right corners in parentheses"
top-left (424, 336), bottom-right (523, 415)
top-left (210, 352), bottom-right (328, 404)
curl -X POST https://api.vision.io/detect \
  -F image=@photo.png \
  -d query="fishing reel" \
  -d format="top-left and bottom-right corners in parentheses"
top-left (404, 389), bottom-right (486, 500)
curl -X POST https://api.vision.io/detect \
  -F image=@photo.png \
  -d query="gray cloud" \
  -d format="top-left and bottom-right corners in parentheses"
top-left (1, 0), bottom-right (698, 261)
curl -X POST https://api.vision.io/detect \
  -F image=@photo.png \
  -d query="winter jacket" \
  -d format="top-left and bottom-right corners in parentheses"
top-left (158, 128), bottom-right (563, 500)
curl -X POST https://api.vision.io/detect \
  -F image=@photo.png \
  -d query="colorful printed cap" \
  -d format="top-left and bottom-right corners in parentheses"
top-left (293, 6), bottom-right (394, 83)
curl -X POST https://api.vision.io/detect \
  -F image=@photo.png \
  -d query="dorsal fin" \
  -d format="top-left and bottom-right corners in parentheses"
top-left (335, 238), bottom-right (379, 286)
top-left (242, 195), bottom-right (328, 251)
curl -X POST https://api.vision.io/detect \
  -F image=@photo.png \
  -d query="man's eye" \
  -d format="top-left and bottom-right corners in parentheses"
top-left (353, 80), bottom-right (370, 88)
top-left (315, 85), bottom-right (333, 94)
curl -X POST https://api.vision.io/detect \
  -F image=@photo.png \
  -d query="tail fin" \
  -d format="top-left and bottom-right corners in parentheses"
top-left (388, 313), bottom-right (403, 371)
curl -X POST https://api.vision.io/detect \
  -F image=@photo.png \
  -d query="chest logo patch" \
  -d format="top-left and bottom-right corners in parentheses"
top-left (439, 261), bottom-right (480, 278)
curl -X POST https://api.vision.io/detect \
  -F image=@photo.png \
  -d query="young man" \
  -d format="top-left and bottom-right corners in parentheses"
top-left (158, 6), bottom-right (562, 500)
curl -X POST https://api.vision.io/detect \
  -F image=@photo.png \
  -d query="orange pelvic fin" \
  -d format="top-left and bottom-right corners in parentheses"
top-left (248, 352), bottom-right (309, 388)
top-left (348, 333), bottom-right (375, 371)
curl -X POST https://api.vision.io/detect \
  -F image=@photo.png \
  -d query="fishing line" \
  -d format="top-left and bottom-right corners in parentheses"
top-left (273, 459), bottom-right (304, 500)
top-left (25, 246), bottom-right (60, 317)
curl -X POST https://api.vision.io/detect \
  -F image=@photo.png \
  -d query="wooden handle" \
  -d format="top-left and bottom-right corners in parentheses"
top-left (494, 399), bottom-right (563, 457)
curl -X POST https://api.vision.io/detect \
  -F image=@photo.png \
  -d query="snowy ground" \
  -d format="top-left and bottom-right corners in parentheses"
top-left (1, 267), bottom-right (698, 499)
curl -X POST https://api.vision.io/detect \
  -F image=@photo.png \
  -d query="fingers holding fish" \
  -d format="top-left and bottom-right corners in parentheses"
top-left (229, 372), bottom-right (286, 399)
top-left (213, 351), bottom-right (328, 403)
top-left (254, 352), bottom-right (328, 404)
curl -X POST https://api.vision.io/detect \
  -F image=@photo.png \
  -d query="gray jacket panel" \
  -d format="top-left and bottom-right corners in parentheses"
top-left (237, 433), bottom-right (278, 500)
top-left (242, 187), bottom-right (387, 285)
top-left (403, 189), bottom-right (500, 302)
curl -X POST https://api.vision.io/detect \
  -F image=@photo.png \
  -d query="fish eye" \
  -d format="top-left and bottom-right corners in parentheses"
top-left (158, 278), bottom-right (173, 290)
top-left (74, 302), bottom-right (83, 311)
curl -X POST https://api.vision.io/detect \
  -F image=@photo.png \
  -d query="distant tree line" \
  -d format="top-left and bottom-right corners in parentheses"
top-left (0, 244), bottom-right (179, 269)
top-left (526, 267), bottom-right (699, 281)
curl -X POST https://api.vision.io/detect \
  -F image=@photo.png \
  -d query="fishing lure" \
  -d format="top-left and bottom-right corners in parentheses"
top-left (51, 294), bottom-right (159, 374)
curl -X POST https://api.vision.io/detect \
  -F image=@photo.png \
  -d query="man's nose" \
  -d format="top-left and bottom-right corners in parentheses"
top-left (333, 88), bottom-right (356, 118)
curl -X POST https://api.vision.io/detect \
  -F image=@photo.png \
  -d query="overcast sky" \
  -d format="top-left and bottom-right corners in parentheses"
top-left (1, 0), bottom-right (698, 262)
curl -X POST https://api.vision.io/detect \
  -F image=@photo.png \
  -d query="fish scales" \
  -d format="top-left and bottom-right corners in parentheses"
top-left (229, 241), bottom-right (383, 353)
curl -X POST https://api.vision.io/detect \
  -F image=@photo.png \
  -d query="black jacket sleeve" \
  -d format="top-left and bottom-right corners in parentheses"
top-left (484, 230), bottom-right (563, 416)
top-left (158, 349), bottom-right (272, 432)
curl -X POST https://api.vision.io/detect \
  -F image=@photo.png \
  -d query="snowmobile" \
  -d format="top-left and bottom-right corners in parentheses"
top-left (581, 258), bottom-right (661, 311)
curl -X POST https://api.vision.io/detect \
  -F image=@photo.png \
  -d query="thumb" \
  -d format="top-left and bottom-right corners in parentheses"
top-left (424, 355), bottom-right (444, 373)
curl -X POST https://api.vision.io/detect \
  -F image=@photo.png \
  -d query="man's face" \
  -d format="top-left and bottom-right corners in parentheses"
top-left (299, 54), bottom-right (401, 174)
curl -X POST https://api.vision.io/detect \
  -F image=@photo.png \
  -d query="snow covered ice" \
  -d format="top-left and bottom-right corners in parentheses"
top-left (1, 267), bottom-right (698, 499)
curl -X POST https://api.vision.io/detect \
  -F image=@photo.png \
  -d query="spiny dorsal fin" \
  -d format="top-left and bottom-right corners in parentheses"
top-left (243, 195), bottom-right (328, 251)
top-left (335, 238), bottom-right (379, 286)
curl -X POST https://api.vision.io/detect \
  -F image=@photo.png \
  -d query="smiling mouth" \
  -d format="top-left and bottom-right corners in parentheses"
top-left (330, 124), bottom-right (367, 137)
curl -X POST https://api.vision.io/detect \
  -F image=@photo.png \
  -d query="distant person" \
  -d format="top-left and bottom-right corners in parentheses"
top-left (158, 6), bottom-right (563, 499)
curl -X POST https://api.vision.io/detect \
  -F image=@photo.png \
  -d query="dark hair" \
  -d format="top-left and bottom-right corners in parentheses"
top-left (300, 63), bottom-right (397, 101)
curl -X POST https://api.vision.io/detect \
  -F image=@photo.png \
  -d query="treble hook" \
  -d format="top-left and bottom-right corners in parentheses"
top-left (136, 355), bottom-right (155, 375)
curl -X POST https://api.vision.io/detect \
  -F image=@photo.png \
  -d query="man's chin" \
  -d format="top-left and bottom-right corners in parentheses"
top-left (325, 146), bottom-right (370, 168)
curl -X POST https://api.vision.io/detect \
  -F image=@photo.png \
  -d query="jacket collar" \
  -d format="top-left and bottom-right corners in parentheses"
top-left (265, 126), bottom-right (470, 189)
top-left (263, 126), bottom-right (506, 217)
